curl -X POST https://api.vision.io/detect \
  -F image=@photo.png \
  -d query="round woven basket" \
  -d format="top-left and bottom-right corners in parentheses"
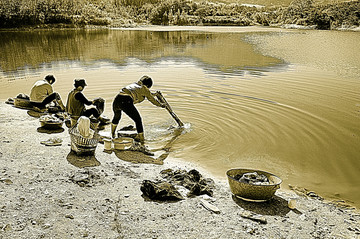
top-left (226, 168), bottom-right (282, 202)
top-left (69, 125), bottom-right (99, 155)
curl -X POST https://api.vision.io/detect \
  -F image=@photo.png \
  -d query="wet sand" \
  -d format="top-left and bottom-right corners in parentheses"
top-left (0, 102), bottom-right (359, 238)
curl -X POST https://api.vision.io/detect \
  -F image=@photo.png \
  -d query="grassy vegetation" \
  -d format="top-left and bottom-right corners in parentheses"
top-left (0, 0), bottom-right (359, 30)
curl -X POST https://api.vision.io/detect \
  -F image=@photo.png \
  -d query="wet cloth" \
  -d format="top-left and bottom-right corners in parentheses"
top-left (237, 172), bottom-right (270, 185)
top-left (140, 180), bottom-right (184, 201)
top-left (77, 116), bottom-right (94, 139)
top-left (160, 169), bottom-right (215, 197)
top-left (92, 97), bottom-right (105, 115)
top-left (30, 79), bottom-right (53, 102)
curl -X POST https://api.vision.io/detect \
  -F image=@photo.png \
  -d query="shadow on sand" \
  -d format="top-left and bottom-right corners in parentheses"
top-left (232, 195), bottom-right (302, 217)
top-left (37, 126), bottom-right (65, 134)
top-left (66, 150), bottom-right (101, 168)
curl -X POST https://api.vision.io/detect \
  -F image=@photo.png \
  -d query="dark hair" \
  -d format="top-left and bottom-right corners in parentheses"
top-left (140, 75), bottom-right (153, 88)
top-left (45, 75), bottom-right (55, 84)
top-left (74, 79), bottom-right (87, 88)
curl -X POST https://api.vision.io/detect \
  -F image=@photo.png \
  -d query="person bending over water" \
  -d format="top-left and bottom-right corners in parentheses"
top-left (111, 75), bottom-right (165, 143)
top-left (66, 79), bottom-right (101, 126)
top-left (30, 74), bottom-right (65, 112)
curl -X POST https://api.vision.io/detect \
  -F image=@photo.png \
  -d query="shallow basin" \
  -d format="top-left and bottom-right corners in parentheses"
top-left (226, 168), bottom-right (282, 202)
top-left (113, 137), bottom-right (134, 150)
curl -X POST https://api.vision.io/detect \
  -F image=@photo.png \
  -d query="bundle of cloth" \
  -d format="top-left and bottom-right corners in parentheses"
top-left (77, 116), bottom-right (94, 139)
top-left (92, 97), bottom-right (105, 115)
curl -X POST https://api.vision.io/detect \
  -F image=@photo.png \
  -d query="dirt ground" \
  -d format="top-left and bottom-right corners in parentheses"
top-left (0, 102), bottom-right (359, 239)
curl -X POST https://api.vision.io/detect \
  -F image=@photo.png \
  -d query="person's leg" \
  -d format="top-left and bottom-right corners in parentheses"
top-left (122, 102), bottom-right (144, 143)
top-left (82, 108), bottom-right (100, 119)
top-left (30, 101), bottom-right (44, 109)
top-left (30, 93), bottom-right (56, 109)
top-left (117, 94), bottom-right (144, 142)
top-left (41, 93), bottom-right (58, 107)
top-left (31, 92), bottom-right (64, 110)
top-left (111, 110), bottom-right (121, 138)
top-left (54, 93), bottom-right (66, 111)
top-left (111, 95), bottom-right (123, 138)
top-left (123, 105), bottom-right (143, 134)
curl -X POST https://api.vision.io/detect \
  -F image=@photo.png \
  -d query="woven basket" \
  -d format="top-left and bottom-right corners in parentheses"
top-left (69, 125), bottom-right (99, 155)
top-left (227, 168), bottom-right (282, 202)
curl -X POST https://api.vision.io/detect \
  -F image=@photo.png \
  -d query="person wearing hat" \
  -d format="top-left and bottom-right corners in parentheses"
top-left (111, 75), bottom-right (166, 143)
top-left (66, 79), bottom-right (100, 126)
top-left (30, 74), bottom-right (65, 112)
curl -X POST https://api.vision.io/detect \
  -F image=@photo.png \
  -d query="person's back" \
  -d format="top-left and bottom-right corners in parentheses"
top-left (30, 79), bottom-right (53, 102)
top-left (66, 79), bottom-right (100, 127)
top-left (29, 75), bottom-right (65, 112)
top-left (122, 80), bottom-right (161, 106)
top-left (66, 88), bottom-right (85, 117)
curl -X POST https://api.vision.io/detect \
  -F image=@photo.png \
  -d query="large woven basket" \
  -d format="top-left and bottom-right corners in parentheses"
top-left (227, 168), bottom-right (282, 202)
top-left (69, 125), bottom-right (99, 155)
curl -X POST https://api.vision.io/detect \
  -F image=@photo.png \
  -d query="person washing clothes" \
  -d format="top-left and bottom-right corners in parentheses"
top-left (111, 75), bottom-right (166, 143)
top-left (66, 79), bottom-right (101, 126)
top-left (30, 74), bottom-right (65, 112)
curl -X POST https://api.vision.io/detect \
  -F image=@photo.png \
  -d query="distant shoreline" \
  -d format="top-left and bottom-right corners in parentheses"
top-left (1, 0), bottom-right (359, 31)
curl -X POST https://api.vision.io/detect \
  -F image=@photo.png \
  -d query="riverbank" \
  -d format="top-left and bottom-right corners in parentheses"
top-left (1, 102), bottom-right (359, 238)
top-left (0, 0), bottom-right (359, 31)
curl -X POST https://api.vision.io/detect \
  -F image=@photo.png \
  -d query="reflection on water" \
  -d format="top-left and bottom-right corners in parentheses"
top-left (0, 29), bottom-right (283, 74)
top-left (245, 30), bottom-right (360, 78)
top-left (0, 28), bottom-right (359, 208)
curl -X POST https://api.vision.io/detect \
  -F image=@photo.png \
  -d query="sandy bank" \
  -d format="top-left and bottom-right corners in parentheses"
top-left (0, 102), bottom-right (359, 238)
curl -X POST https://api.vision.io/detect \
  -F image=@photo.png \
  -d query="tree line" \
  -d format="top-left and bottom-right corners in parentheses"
top-left (0, 0), bottom-right (359, 30)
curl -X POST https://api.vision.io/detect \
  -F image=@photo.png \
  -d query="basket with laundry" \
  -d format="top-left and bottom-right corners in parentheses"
top-left (39, 114), bottom-right (65, 129)
top-left (69, 116), bottom-right (100, 155)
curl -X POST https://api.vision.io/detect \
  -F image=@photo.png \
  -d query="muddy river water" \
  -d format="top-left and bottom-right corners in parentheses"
top-left (0, 27), bottom-right (359, 207)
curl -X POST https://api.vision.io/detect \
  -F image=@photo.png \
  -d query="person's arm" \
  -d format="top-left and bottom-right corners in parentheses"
top-left (75, 92), bottom-right (92, 105)
top-left (143, 87), bottom-right (164, 107)
top-left (46, 84), bottom-right (54, 96)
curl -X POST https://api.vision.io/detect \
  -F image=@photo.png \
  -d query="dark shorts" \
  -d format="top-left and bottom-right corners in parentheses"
top-left (112, 94), bottom-right (143, 133)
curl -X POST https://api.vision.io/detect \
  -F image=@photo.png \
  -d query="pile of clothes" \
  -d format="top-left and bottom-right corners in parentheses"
top-left (140, 169), bottom-right (215, 201)
top-left (235, 172), bottom-right (270, 185)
